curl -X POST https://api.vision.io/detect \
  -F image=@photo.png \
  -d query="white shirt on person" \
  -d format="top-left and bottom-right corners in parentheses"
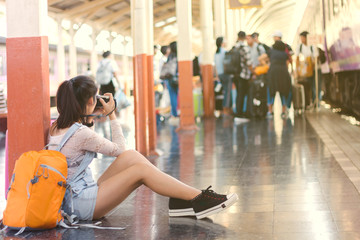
top-left (296, 43), bottom-right (318, 58)
top-left (248, 42), bottom-right (266, 68)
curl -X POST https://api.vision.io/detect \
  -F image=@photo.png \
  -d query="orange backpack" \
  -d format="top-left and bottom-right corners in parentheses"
top-left (2, 124), bottom-right (80, 234)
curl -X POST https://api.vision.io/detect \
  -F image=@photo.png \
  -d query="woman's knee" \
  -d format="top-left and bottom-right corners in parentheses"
top-left (115, 150), bottom-right (151, 165)
top-left (129, 162), bottom-right (153, 181)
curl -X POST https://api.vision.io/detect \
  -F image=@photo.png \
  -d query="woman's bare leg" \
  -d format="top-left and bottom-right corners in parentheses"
top-left (97, 150), bottom-right (153, 185)
top-left (93, 150), bottom-right (201, 219)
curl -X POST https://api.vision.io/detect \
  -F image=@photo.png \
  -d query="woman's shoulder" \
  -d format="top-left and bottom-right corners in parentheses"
top-left (75, 125), bottom-right (95, 136)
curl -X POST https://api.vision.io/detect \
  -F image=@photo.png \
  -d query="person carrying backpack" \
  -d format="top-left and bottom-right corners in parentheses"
top-left (96, 51), bottom-right (121, 96)
top-left (228, 31), bottom-right (254, 124)
top-left (251, 32), bottom-right (270, 56)
top-left (296, 31), bottom-right (320, 108)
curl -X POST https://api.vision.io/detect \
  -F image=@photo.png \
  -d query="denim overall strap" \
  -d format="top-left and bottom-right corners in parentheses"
top-left (68, 151), bottom-right (96, 184)
top-left (56, 123), bottom-right (82, 152)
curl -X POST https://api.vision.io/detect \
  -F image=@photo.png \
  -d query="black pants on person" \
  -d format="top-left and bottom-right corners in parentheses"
top-left (233, 76), bottom-right (249, 117)
top-left (100, 80), bottom-right (115, 96)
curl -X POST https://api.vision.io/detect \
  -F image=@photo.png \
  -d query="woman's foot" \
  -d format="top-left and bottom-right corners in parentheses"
top-left (191, 186), bottom-right (238, 219)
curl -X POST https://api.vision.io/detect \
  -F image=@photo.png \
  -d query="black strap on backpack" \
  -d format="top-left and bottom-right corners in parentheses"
top-left (300, 44), bottom-right (313, 54)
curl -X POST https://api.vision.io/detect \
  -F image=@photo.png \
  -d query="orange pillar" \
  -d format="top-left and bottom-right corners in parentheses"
top-left (6, 0), bottom-right (50, 181)
top-left (147, 55), bottom-right (158, 155)
top-left (176, 0), bottom-right (197, 131)
top-left (202, 65), bottom-right (215, 117)
top-left (131, 0), bottom-right (149, 156)
top-left (146, 0), bottom-right (158, 156)
top-left (201, 0), bottom-right (215, 117)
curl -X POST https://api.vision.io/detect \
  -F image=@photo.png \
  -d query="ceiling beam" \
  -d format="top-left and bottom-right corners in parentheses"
top-left (69, 0), bottom-right (122, 19)
top-left (48, 0), bottom-right (64, 6)
top-left (93, 5), bottom-right (130, 25)
top-left (48, 6), bottom-right (63, 13)
top-left (153, 1), bottom-right (175, 14)
top-left (154, 11), bottom-right (175, 24)
top-left (62, 0), bottom-right (102, 15)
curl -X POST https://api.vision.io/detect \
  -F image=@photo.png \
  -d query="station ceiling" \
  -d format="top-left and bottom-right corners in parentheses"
top-left (48, 0), bottom-right (199, 45)
top-left (0, 0), bottom-right (307, 52)
top-left (47, 0), bottom-right (307, 50)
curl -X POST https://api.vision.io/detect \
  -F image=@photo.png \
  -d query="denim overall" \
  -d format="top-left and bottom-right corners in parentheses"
top-left (56, 123), bottom-right (98, 221)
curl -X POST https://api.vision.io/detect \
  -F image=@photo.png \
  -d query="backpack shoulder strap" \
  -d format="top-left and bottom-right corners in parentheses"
top-left (256, 44), bottom-right (261, 56)
top-left (300, 44), bottom-right (303, 53)
top-left (56, 123), bottom-right (82, 152)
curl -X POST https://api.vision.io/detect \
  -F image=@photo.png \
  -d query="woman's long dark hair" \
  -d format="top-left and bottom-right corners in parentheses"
top-left (273, 40), bottom-right (286, 51)
top-left (216, 37), bottom-right (223, 54)
top-left (168, 41), bottom-right (177, 60)
top-left (56, 75), bottom-right (98, 129)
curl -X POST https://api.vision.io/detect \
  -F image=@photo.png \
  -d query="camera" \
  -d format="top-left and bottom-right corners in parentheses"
top-left (95, 95), bottom-right (110, 108)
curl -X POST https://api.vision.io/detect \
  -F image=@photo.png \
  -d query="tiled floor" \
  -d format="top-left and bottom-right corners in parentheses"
top-left (0, 107), bottom-right (360, 239)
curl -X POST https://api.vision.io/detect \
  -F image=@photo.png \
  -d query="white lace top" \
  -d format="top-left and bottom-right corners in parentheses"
top-left (47, 120), bottom-right (126, 179)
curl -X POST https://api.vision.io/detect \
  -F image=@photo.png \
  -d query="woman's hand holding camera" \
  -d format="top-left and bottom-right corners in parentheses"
top-left (98, 93), bottom-right (116, 120)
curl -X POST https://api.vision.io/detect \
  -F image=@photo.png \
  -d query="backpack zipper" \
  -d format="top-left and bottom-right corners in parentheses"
top-left (39, 164), bottom-right (66, 180)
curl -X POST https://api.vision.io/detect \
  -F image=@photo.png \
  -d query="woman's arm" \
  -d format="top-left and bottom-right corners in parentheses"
top-left (77, 120), bottom-right (126, 157)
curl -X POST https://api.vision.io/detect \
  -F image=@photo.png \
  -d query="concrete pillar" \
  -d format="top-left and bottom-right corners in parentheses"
top-left (69, 21), bottom-right (77, 77)
top-left (176, 0), bottom-right (197, 130)
top-left (146, 0), bottom-right (158, 156)
top-left (213, 0), bottom-right (226, 38)
top-left (240, 9), bottom-right (245, 30)
top-left (200, 0), bottom-right (215, 117)
top-left (6, 0), bottom-right (50, 183)
top-left (234, 9), bottom-right (240, 37)
top-left (131, 0), bottom-right (149, 156)
top-left (90, 27), bottom-right (99, 77)
top-left (56, 17), bottom-right (65, 82)
top-left (122, 40), bottom-right (130, 96)
top-left (108, 34), bottom-right (115, 51)
top-left (225, 6), bottom-right (235, 48)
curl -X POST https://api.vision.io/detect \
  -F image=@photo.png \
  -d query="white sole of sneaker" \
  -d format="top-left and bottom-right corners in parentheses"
top-left (169, 208), bottom-right (196, 217)
top-left (195, 193), bottom-right (239, 219)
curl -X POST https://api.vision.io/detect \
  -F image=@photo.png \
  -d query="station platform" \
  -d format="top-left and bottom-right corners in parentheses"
top-left (0, 107), bottom-right (360, 239)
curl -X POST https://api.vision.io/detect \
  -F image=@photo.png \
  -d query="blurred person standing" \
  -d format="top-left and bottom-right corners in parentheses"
top-left (232, 31), bottom-right (254, 123)
top-left (246, 34), bottom-right (267, 118)
top-left (296, 31), bottom-right (319, 108)
top-left (272, 30), bottom-right (294, 110)
top-left (160, 42), bottom-right (179, 124)
top-left (214, 37), bottom-right (232, 115)
top-left (159, 45), bottom-right (170, 74)
top-left (246, 34), bottom-right (266, 69)
top-left (267, 40), bottom-right (292, 118)
top-left (251, 32), bottom-right (270, 55)
top-left (96, 51), bottom-right (121, 96)
top-left (273, 31), bottom-right (294, 66)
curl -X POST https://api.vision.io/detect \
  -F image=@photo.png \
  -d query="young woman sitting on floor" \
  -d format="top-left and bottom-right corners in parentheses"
top-left (48, 75), bottom-right (238, 221)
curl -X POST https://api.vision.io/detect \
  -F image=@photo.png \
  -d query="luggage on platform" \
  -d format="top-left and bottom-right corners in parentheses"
top-left (292, 83), bottom-right (305, 114)
top-left (247, 76), bottom-right (267, 118)
top-left (193, 88), bottom-right (203, 117)
top-left (214, 80), bottom-right (223, 111)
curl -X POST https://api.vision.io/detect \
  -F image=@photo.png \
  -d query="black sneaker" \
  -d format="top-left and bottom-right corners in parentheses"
top-left (169, 198), bottom-right (195, 217)
top-left (191, 186), bottom-right (238, 219)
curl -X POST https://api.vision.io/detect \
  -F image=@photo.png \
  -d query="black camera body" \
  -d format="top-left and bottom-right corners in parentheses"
top-left (95, 95), bottom-right (110, 108)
